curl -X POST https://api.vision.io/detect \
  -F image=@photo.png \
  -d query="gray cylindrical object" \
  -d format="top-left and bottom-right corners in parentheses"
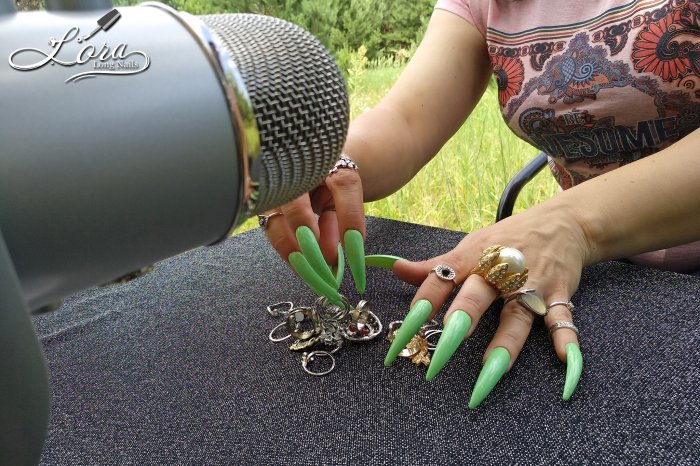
top-left (0, 4), bottom-right (348, 310)
top-left (0, 7), bottom-right (241, 310)
top-left (0, 0), bottom-right (15, 14)
top-left (45, 0), bottom-right (112, 11)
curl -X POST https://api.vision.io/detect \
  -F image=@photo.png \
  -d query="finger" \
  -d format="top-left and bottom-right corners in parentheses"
top-left (544, 300), bottom-right (577, 362)
top-left (544, 299), bottom-right (582, 401)
top-left (287, 252), bottom-right (344, 308)
top-left (469, 297), bottom-right (535, 409)
top-left (385, 258), bottom-right (465, 366)
top-left (426, 273), bottom-right (498, 381)
top-left (283, 195), bottom-right (336, 289)
top-left (326, 167), bottom-right (366, 293)
top-left (318, 208), bottom-right (340, 266)
top-left (263, 210), bottom-right (298, 262)
top-left (295, 225), bottom-right (337, 289)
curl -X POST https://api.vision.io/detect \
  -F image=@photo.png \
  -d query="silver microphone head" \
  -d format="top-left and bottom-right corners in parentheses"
top-left (201, 13), bottom-right (349, 220)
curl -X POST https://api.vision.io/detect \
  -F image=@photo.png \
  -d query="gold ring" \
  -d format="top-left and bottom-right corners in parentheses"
top-left (470, 245), bottom-right (528, 295)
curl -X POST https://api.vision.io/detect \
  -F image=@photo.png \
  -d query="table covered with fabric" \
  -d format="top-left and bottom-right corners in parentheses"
top-left (33, 217), bottom-right (700, 465)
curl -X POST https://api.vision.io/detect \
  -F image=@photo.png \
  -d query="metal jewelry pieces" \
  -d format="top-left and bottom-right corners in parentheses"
top-left (386, 320), bottom-right (443, 367)
top-left (428, 264), bottom-right (458, 287)
top-left (549, 321), bottom-right (579, 337)
top-left (503, 288), bottom-right (547, 316)
top-left (547, 300), bottom-right (575, 313)
top-left (328, 154), bottom-right (359, 175)
top-left (257, 210), bottom-right (283, 229)
top-left (302, 351), bottom-right (336, 376)
top-left (267, 295), bottom-right (383, 375)
top-left (470, 245), bottom-right (528, 295)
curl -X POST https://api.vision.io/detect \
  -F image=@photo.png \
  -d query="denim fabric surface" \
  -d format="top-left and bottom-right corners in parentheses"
top-left (33, 217), bottom-right (700, 465)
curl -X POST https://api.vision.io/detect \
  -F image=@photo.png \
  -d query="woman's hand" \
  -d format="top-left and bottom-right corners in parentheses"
top-left (261, 156), bottom-right (367, 305)
top-left (384, 199), bottom-right (590, 407)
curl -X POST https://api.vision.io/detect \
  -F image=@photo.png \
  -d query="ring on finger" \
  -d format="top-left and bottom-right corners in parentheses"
top-left (549, 321), bottom-right (579, 336)
top-left (547, 300), bottom-right (575, 313)
top-left (428, 264), bottom-right (458, 288)
top-left (470, 245), bottom-right (528, 295)
top-left (503, 288), bottom-right (547, 316)
top-left (257, 210), bottom-right (284, 229)
top-left (328, 154), bottom-right (359, 176)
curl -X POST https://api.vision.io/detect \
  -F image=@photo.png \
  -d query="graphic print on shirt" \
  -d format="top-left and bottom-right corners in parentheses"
top-left (487, 0), bottom-right (700, 188)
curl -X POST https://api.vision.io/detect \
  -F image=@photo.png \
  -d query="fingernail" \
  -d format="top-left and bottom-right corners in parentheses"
top-left (563, 343), bottom-right (583, 401)
top-left (425, 310), bottom-right (471, 381)
top-left (333, 242), bottom-right (345, 288)
top-left (384, 299), bottom-right (432, 366)
top-left (344, 229), bottom-right (366, 294)
top-left (469, 347), bottom-right (510, 409)
top-left (365, 254), bottom-right (404, 269)
top-left (288, 252), bottom-right (344, 307)
top-left (296, 226), bottom-right (338, 290)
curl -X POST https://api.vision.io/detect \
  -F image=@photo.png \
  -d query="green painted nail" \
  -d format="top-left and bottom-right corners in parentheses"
top-left (384, 299), bottom-right (432, 366)
top-left (365, 254), bottom-right (404, 269)
top-left (333, 242), bottom-right (345, 288)
top-left (344, 230), bottom-right (366, 294)
top-left (296, 226), bottom-right (338, 290)
top-left (563, 343), bottom-right (583, 401)
top-left (288, 252), bottom-right (344, 307)
top-left (469, 347), bottom-right (510, 409)
top-left (426, 310), bottom-right (471, 381)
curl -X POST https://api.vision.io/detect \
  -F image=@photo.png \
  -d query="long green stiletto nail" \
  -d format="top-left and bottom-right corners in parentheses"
top-left (469, 347), bottom-right (510, 409)
top-left (333, 242), bottom-right (345, 288)
top-left (426, 311), bottom-right (472, 381)
top-left (563, 343), bottom-right (583, 401)
top-left (296, 226), bottom-right (338, 290)
top-left (288, 252), bottom-right (344, 307)
top-left (344, 230), bottom-right (366, 294)
top-left (365, 254), bottom-right (404, 269)
top-left (384, 299), bottom-right (432, 366)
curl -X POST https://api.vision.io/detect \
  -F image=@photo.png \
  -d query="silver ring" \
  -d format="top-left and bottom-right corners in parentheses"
top-left (269, 321), bottom-right (291, 342)
top-left (547, 301), bottom-right (575, 312)
top-left (549, 321), bottom-right (579, 336)
top-left (257, 211), bottom-right (283, 229)
top-left (328, 154), bottom-right (359, 175)
top-left (302, 351), bottom-right (335, 376)
top-left (504, 288), bottom-right (547, 316)
top-left (429, 264), bottom-right (458, 287)
top-left (266, 301), bottom-right (294, 317)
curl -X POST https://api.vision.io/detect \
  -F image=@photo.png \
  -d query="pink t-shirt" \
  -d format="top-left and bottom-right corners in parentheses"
top-left (435, 0), bottom-right (700, 272)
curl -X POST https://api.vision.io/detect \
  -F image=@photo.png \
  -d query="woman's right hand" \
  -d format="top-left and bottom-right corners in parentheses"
top-left (261, 155), bottom-right (366, 306)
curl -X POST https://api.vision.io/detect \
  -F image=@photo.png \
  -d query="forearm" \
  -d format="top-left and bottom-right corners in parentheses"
top-left (342, 106), bottom-right (429, 202)
top-left (340, 9), bottom-right (491, 203)
top-left (549, 127), bottom-right (700, 265)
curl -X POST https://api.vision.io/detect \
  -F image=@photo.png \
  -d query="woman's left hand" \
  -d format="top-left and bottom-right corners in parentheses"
top-left (384, 202), bottom-right (590, 407)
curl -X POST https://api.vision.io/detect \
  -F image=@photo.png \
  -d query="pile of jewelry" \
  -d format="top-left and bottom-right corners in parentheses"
top-left (267, 295), bottom-right (383, 376)
top-left (386, 320), bottom-right (442, 366)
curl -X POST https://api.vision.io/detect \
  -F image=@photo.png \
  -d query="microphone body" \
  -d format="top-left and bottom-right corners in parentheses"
top-left (0, 4), bottom-right (349, 310)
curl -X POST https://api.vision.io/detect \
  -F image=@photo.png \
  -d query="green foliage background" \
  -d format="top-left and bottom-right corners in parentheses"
top-left (113, 0), bottom-right (433, 70)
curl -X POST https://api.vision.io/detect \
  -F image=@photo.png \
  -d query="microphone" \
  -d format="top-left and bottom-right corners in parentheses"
top-left (0, 3), bottom-right (348, 464)
top-left (0, 3), bottom-right (349, 310)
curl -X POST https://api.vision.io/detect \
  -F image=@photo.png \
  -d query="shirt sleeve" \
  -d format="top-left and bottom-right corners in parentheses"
top-left (434, 0), bottom-right (487, 37)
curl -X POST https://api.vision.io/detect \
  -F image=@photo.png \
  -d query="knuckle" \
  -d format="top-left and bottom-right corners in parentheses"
top-left (454, 293), bottom-right (485, 313)
top-left (328, 169), bottom-right (361, 190)
top-left (502, 304), bottom-right (535, 325)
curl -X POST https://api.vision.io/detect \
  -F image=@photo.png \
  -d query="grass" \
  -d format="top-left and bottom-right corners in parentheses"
top-left (236, 65), bottom-right (557, 234)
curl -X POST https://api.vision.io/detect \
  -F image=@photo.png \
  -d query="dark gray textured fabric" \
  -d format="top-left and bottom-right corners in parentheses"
top-left (33, 217), bottom-right (700, 465)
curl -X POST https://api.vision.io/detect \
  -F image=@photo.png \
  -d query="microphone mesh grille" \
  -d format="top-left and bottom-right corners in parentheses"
top-left (202, 14), bottom-right (349, 215)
